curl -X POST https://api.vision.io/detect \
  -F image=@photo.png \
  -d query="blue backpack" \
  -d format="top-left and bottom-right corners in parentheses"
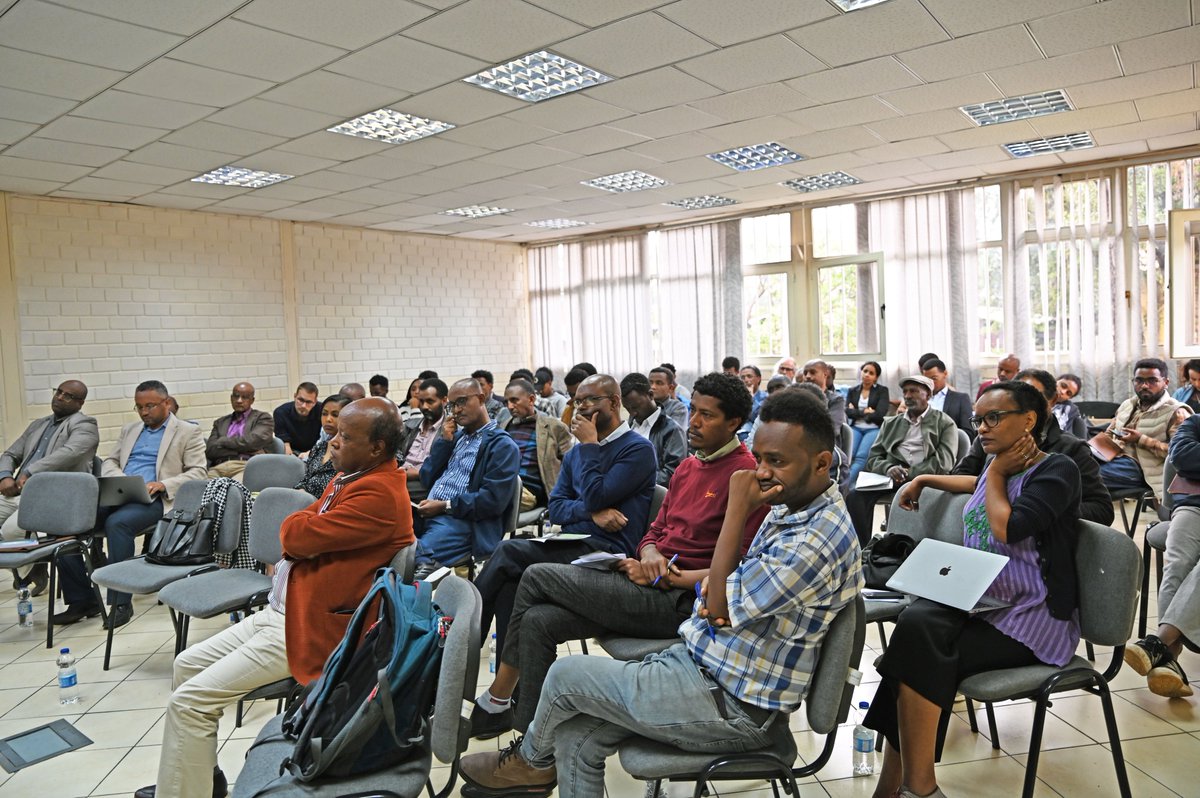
top-left (278, 568), bottom-right (448, 782)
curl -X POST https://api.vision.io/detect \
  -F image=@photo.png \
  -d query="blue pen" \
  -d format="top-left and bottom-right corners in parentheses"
top-left (694, 580), bottom-right (717, 640)
top-left (651, 553), bottom-right (679, 587)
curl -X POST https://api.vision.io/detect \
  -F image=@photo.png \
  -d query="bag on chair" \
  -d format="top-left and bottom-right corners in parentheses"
top-left (861, 533), bottom-right (918, 589)
top-left (145, 502), bottom-right (217, 566)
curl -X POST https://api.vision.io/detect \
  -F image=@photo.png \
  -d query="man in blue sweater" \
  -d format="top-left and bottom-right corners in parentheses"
top-left (414, 377), bottom-right (520, 572)
top-left (474, 374), bottom-right (658, 659)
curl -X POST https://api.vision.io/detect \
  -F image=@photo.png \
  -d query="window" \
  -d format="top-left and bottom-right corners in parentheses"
top-left (811, 203), bottom-right (860, 258)
top-left (739, 213), bottom-right (790, 266)
top-left (743, 273), bottom-right (789, 360)
top-left (815, 256), bottom-right (881, 356)
top-left (974, 185), bottom-right (1003, 355)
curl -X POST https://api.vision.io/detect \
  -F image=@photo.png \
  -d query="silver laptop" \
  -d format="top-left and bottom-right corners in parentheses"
top-left (97, 476), bottom-right (153, 507)
top-left (886, 539), bottom-right (1011, 614)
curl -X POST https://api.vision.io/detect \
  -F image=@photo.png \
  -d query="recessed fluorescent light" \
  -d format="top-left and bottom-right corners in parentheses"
top-left (525, 218), bottom-right (591, 229)
top-left (441, 205), bottom-right (512, 218)
top-left (831, 0), bottom-right (894, 10)
top-left (327, 108), bottom-right (454, 144)
top-left (1003, 132), bottom-right (1095, 158)
top-left (782, 171), bottom-right (862, 193)
top-left (707, 142), bottom-right (804, 172)
top-left (582, 170), bottom-right (669, 193)
top-left (666, 195), bottom-right (739, 210)
top-left (961, 90), bottom-right (1073, 127)
top-left (464, 50), bottom-right (612, 103)
top-left (190, 166), bottom-right (293, 188)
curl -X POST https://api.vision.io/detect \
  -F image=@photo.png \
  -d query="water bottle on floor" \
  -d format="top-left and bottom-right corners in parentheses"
top-left (488, 633), bottom-right (497, 674)
top-left (852, 700), bottom-right (874, 776)
top-left (57, 647), bottom-right (80, 705)
top-left (16, 587), bottom-right (32, 628)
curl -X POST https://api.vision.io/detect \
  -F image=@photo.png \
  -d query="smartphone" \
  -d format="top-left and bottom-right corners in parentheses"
top-left (1112, 429), bottom-right (1129, 438)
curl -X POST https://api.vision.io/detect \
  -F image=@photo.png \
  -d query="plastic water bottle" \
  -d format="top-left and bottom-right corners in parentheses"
top-left (488, 633), bottom-right (497, 674)
top-left (16, 587), bottom-right (32, 628)
top-left (852, 700), bottom-right (874, 776)
top-left (57, 648), bottom-right (80, 705)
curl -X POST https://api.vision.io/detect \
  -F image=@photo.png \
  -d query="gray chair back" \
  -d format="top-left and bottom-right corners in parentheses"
top-left (17, 472), bottom-right (98, 535)
top-left (92, 456), bottom-right (103, 476)
top-left (215, 488), bottom-right (244, 554)
top-left (805, 595), bottom-right (865, 734)
top-left (244, 454), bottom-right (305, 493)
top-left (269, 436), bottom-right (286, 454)
top-left (1159, 459), bottom-right (1177, 521)
top-left (840, 424), bottom-right (852, 457)
top-left (390, 542), bottom-right (416, 582)
top-left (886, 487), bottom-right (968, 544)
top-left (429, 575), bottom-right (482, 764)
top-left (956, 429), bottom-right (971, 464)
top-left (504, 475), bottom-right (522, 537)
top-left (248, 488), bottom-right (313, 565)
top-left (172, 479), bottom-right (209, 514)
top-left (648, 484), bottom-right (668, 530)
top-left (1076, 520), bottom-right (1140, 646)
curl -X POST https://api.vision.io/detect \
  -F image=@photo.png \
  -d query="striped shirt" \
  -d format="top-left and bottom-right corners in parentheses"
top-left (680, 482), bottom-right (863, 711)
top-left (428, 421), bottom-right (497, 504)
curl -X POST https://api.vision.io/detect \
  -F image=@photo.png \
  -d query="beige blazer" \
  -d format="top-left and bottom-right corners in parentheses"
top-left (500, 414), bottom-right (573, 496)
top-left (0, 411), bottom-right (99, 478)
top-left (102, 413), bottom-right (207, 513)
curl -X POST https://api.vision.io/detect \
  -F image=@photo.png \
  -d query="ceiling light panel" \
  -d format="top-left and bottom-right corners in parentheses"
top-left (782, 171), bottom-right (862, 193)
top-left (327, 108), bottom-right (455, 144)
top-left (707, 142), bottom-right (804, 172)
top-left (666, 195), bottom-right (738, 210)
top-left (961, 90), bottom-right (1073, 127)
top-left (1003, 132), bottom-right (1095, 158)
top-left (464, 50), bottom-right (612, 103)
top-left (191, 166), bottom-right (293, 188)
top-left (525, 218), bottom-right (591, 229)
top-left (830, 0), bottom-right (895, 10)
top-left (441, 205), bottom-right (513, 218)
top-left (582, 170), bottom-right (669, 193)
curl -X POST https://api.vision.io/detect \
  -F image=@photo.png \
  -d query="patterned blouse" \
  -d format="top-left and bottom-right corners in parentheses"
top-left (296, 438), bottom-right (337, 498)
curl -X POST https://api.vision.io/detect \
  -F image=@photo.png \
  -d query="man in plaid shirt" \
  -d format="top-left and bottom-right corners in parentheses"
top-left (460, 389), bottom-right (864, 798)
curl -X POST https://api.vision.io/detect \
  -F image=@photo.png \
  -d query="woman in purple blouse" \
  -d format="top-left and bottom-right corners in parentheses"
top-left (864, 381), bottom-right (1083, 798)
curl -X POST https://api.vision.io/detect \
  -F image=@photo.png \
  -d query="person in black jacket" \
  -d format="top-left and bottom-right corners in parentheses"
top-left (846, 360), bottom-right (890, 485)
top-left (620, 373), bottom-right (686, 487)
top-left (953, 370), bottom-right (1113, 526)
top-left (922, 358), bottom-right (975, 440)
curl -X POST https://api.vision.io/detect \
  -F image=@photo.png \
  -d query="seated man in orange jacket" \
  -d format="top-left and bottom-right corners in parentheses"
top-left (137, 397), bottom-right (412, 798)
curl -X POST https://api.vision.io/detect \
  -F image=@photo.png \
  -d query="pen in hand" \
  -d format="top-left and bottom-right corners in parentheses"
top-left (651, 553), bottom-right (679, 587)
top-left (695, 580), bottom-right (716, 640)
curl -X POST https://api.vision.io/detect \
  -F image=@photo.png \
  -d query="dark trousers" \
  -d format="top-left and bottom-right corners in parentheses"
top-left (1098, 455), bottom-right (1151, 495)
top-left (60, 497), bottom-right (163, 606)
top-left (504, 563), bottom-right (692, 731)
top-left (845, 486), bottom-right (897, 545)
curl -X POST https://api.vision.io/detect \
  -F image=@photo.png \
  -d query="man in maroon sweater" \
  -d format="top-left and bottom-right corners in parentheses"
top-left (470, 372), bottom-right (769, 739)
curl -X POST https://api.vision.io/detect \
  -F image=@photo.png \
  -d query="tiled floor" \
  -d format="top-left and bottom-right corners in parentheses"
top-left (0, 509), bottom-right (1195, 797)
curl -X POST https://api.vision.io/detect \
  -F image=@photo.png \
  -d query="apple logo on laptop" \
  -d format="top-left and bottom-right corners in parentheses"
top-left (938, 566), bottom-right (952, 576)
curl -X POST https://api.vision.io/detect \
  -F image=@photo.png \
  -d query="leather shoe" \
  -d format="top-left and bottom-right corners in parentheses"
top-left (20, 564), bottom-right (48, 598)
top-left (134, 766), bottom-right (227, 798)
top-left (105, 603), bottom-right (134, 630)
top-left (51, 603), bottom-right (102, 626)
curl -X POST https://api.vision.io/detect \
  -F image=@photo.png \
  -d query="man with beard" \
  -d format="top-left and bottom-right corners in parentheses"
top-left (399, 377), bottom-right (448, 501)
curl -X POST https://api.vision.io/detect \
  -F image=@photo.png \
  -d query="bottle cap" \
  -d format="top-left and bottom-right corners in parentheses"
top-left (60, 647), bottom-right (69, 654)
top-left (858, 700), bottom-right (869, 709)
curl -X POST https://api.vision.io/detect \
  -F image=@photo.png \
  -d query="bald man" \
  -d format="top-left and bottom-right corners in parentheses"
top-left (340, 383), bottom-right (367, 401)
top-left (205, 381), bottom-right (274, 479)
top-left (976, 353), bottom-right (1022, 398)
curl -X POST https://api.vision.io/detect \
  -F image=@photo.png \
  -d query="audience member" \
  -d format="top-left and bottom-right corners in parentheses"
top-left (459, 388), bottom-right (861, 797)
top-left (774, 356), bottom-right (797, 380)
top-left (368, 373), bottom-right (388, 398)
top-left (0, 379), bottom-right (99, 594)
top-left (399, 377), bottom-right (423, 423)
top-left (846, 360), bottom-right (891, 485)
top-left (744, 374), bottom-right (794, 449)
top-left (339, 382), bottom-right (366, 401)
top-left (468, 372), bottom-right (766, 740)
top-left (975, 353), bottom-right (1021, 398)
top-left (1099, 358), bottom-right (1192, 501)
top-left (164, 396), bottom-right (181, 417)
top-left (399, 377), bottom-right (447, 502)
top-left (917, 352), bottom-right (940, 371)
top-left (801, 359), bottom-right (848, 429)
top-left (473, 374), bottom-right (657, 666)
top-left (955, 372), bottom-right (1113, 526)
top-left (1058, 372), bottom-right (1081, 400)
top-left (1175, 358), bottom-right (1200, 414)
top-left (560, 366), bottom-right (590, 427)
top-left (205, 382), bottom-right (274, 478)
top-left (295, 395), bottom-right (352, 498)
top-left (418, 369), bottom-right (439, 380)
top-left (1125, 413), bottom-right (1200, 697)
top-left (1050, 375), bottom-right (1087, 438)
top-left (511, 368), bottom-right (536, 383)
top-left (649, 365), bottom-right (688, 429)
top-left (500, 379), bottom-right (572, 510)
top-left (136, 398), bottom-right (412, 798)
top-left (866, 381), bottom-right (1083, 798)
top-left (272, 381), bottom-right (321, 456)
top-left (921, 358), bottom-right (974, 439)
top-left (721, 355), bottom-right (740, 375)
top-left (414, 378), bottom-right (520, 569)
top-left (570, 362), bottom-right (598, 377)
top-left (620, 373), bottom-right (686, 487)
top-left (660, 362), bottom-right (692, 405)
top-left (473, 369), bottom-right (511, 427)
top-left (533, 367), bottom-right (567, 418)
top-left (739, 364), bottom-right (767, 420)
top-left (844, 375), bottom-right (957, 545)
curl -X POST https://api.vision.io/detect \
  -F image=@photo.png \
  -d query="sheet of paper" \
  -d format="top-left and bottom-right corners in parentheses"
top-left (570, 551), bottom-right (625, 570)
top-left (529, 533), bottom-right (591, 543)
top-left (855, 471), bottom-right (893, 491)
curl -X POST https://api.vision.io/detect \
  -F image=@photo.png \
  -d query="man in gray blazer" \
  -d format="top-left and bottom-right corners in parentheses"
top-left (0, 379), bottom-right (99, 594)
top-left (56, 380), bottom-right (207, 628)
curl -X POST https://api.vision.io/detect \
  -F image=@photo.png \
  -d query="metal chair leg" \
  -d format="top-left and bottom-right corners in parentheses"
top-left (985, 702), bottom-right (1000, 750)
top-left (1021, 698), bottom-right (1051, 798)
top-left (1096, 678), bottom-right (1134, 798)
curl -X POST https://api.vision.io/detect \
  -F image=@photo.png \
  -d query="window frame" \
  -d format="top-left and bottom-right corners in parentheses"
top-left (808, 251), bottom-right (886, 361)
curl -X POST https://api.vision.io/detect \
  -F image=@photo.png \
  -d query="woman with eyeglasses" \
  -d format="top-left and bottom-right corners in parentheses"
top-left (295, 395), bottom-right (352, 498)
top-left (861, 381), bottom-right (1083, 798)
top-left (846, 360), bottom-right (890, 485)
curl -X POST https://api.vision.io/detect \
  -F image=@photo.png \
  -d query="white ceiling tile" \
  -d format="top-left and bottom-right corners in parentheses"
top-left (676, 35), bottom-right (825, 92)
top-left (1147, 129), bottom-right (1200, 151)
top-left (323, 211), bottom-right (401, 227)
top-left (786, 0), bottom-right (948, 68)
top-left (0, 156), bottom-right (92, 182)
top-left (163, 122), bottom-right (286, 156)
top-left (51, 0), bottom-right (245, 36)
top-left (61, 176), bottom-right (158, 198)
top-left (286, 171), bottom-right (383, 191)
top-left (919, 0), bottom-right (1093, 37)
top-left (785, 97), bottom-right (899, 133)
top-left (585, 67), bottom-right (720, 113)
top-left (417, 161), bottom-right (520, 189)
top-left (855, 138), bottom-right (950, 163)
top-left (897, 25), bottom-right (1043, 84)
top-left (852, 159), bottom-right (932, 182)
top-left (0, 1), bottom-right (182, 71)
top-left (326, 36), bottom-right (488, 94)
top-left (503, 95), bottom-right (633, 133)
top-left (376, 137), bottom-right (492, 166)
top-left (1137, 89), bottom-right (1200, 121)
top-left (234, 150), bottom-right (340, 176)
top-left (0, 47), bottom-right (123, 100)
top-left (880, 74), bottom-right (1002, 115)
top-left (701, 116), bottom-right (810, 148)
top-left (0, 119), bottom-right (36, 145)
top-left (404, 0), bottom-right (585, 62)
top-left (286, 198), bottom-right (376, 217)
top-left (555, 12), bottom-right (715, 77)
top-left (90, 160), bottom-right (194, 185)
top-left (1091, 114), bottom-right (1198, 146)
top-left (330, 187), bottom-right (417, 206)
top-left (171, 19), bottom-right (346, 83)
top-left (920, 146), bottom-right (1009, 171)
top-left (73, 90), bottom-right (215, 129)
top-left (688, 84), bottom-right (813, 122)
top-left (441, 117), bottom-right (557, 150)
top-left (37, 117), bottom-right (167, 149)
top-left (262, 72), bottom-right (407, 118)
top-left (865, 109), bottom-right (974, 142)
top-left (1028, 0), bottom-right (1189, 58)
top-left (0, 86), bottom-right (74, 125)
top-left (650, 157), bottom-right (732, 183)
top-left (935, 120), bottom-right (1039, 150)
top-left (126, 142), bottom-right (238, 171)
top-left (785, 58), bottom-right (921, 104)
top-left (987, 46), bottom-right (1123, 96)
top-left (234, 0), bottom-right (433, 50)
top-left (129, 192), bottom-right (215, 209)
top-left (116, 59), bottom-right (273, 108)
top-left (1024, 102), bottom-right (1140, 138)
top-left (476, 144), bottom-right (578, 170)
top-left (658, 0), bottom-right (834, 46)
top-left (330, 154), bottom-right (430, 180)
top-left (0, 175), bottom-right (65, 193)
top-left (1066, 66), bottom-right (1194, 109)
top-left (780, 126), bottom-right (883, 159)
top-left (247, 182), bottom-right (336, 201)
top-left (277, 132), bottom-right (393, 161)
top-left (209, 195), bottom-right (299, 212)
top-left (402, 82), bottom-right (526, 126)
top-left (208, 100), bottom-right (343, 139)
top-left (157, 180), bottom-right (249, 199)
top-left (543, 126), bottom-right (650, 156)
top-left (1118, 27), bottom-right (1200, 75)
top-left (608, 106), bottom-right (724, 139)
top-left (570, 150), bottom-right (666, 177)
top-left (627, 131), bottom-right (726, 161)
top-left (265, 206), bottom-right (344, 221)
top-left (1053, 140), bottom-right (1148, 164)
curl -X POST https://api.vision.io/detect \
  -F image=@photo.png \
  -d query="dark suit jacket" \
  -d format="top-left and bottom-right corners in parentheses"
top-left (845, 384), bottom-right (890, 427)
top-left (939, 390), bottom-right (976, 439)
top-left (205, 408), bottom-right (274, 466)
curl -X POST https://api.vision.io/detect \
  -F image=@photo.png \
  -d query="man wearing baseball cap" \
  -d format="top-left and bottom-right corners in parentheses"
top-left (843, 374), bottom-right (959, 544)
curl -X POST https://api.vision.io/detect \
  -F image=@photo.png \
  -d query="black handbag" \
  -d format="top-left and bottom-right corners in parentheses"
top-left (146, 501), bottom-right (217, 566)
top-left (861, 533), bottom-right (917, 590)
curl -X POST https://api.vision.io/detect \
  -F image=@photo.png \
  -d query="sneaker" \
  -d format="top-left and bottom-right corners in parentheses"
top-left (460, 736), bottom-right (556, 797)
top-left (469, 702), bottom-right (514, 740)
top-left (898, 786), bottom-right (948, 798)
top-left (1147, 657), bottom-right (1195, 698)
top-left (1124, 635), bottom-right (1170, 676)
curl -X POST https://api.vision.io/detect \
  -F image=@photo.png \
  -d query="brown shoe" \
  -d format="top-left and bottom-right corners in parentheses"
top-left (460, 736), bottom-right (556, 796)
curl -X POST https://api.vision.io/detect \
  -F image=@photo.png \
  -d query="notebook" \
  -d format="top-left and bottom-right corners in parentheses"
top-left (97, 476), bottom-right (153, 507)
top-left (886, 538), bottom-right (1011, 614)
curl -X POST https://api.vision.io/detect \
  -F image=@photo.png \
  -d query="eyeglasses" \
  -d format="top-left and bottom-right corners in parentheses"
top-left (53, 388), bottom-right (83, 402)
top-left (294, 396), bottom-right (316, 407)
top-left (135, 402), bottom-right (162, 413)
top-left (447, 394), bottom-right (481, 411)
top-left (1132, 376), bottom-right (1163, 386)
top-left (968, 410), bottom-right (1024, 431)
top-left (572, 395), bottom-right (612, 409)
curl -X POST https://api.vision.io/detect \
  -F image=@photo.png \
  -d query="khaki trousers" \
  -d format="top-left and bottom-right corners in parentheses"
top-left (206, 460), bottom-right (247, 480)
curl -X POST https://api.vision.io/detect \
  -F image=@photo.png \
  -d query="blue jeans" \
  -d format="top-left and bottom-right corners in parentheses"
top-left (60, 497), bottom-right (163, 606)
top-left (521, 644), bottom-right (776, 798)
top-left (849, 426), bottom-right (880, 486)
top-left (1098, 455), bottom-right (1151, 496)
top-left (415, 514), bottom-right (474, 566)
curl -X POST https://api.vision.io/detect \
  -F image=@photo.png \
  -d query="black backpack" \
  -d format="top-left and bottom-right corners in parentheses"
top-left (145, 502), bottom-right (217, 566)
